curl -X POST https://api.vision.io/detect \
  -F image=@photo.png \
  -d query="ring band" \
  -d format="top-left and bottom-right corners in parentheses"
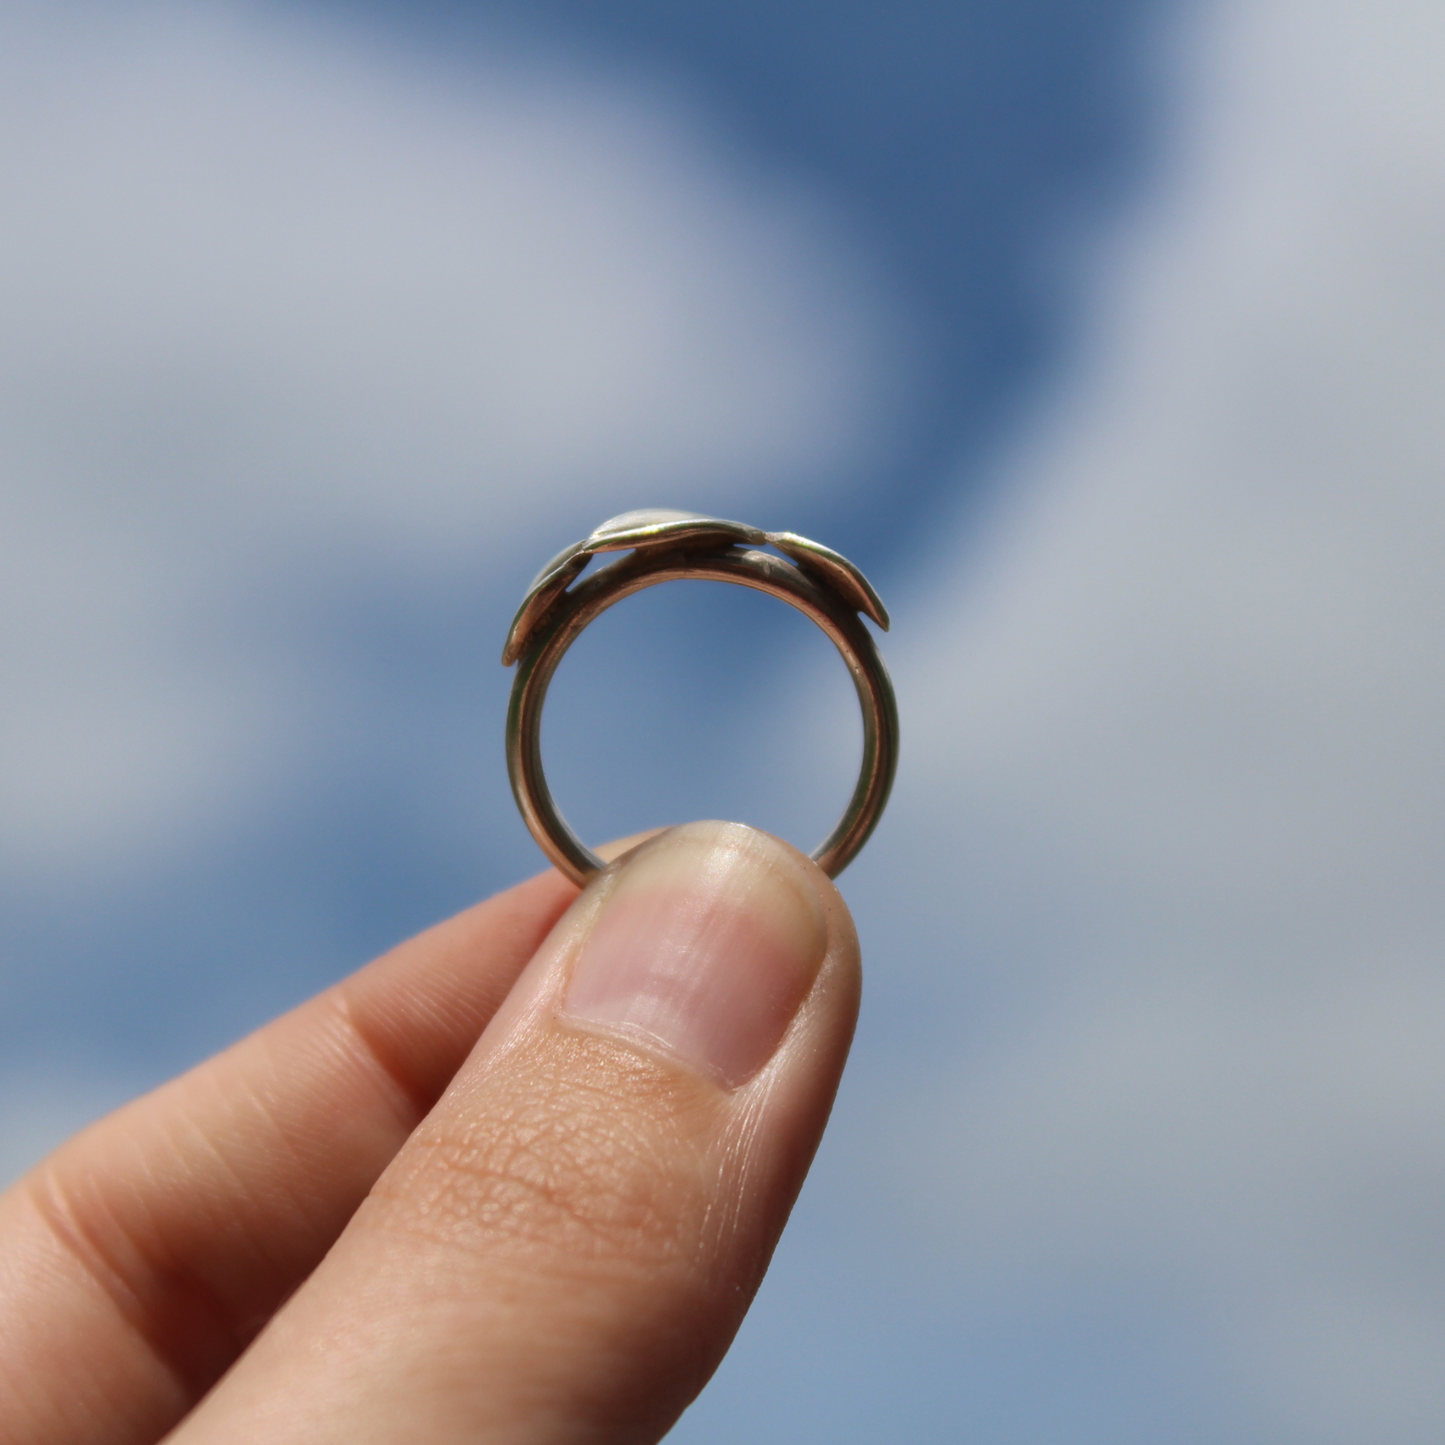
top-left (503, 510), bottom-right (899, 885)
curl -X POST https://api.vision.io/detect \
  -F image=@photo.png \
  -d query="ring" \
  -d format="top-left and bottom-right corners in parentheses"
top-left (503, 509), bottom-right (899, 885)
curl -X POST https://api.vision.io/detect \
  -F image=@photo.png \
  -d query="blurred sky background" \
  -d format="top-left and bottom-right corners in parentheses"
top-left (3, 0), bottom-right (1445, 1439)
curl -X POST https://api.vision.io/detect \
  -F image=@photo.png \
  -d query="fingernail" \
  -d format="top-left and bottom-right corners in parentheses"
top-left (561, 822), bottom-right (828, 1087)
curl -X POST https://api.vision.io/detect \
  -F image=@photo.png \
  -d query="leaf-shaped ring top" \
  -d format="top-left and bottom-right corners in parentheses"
top-left (503, 510), bottom-right (898, 884)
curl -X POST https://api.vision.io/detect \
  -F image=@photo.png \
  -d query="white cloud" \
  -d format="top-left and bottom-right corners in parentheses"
top-left (819, 0), bottom-right (1445, 1436)
top-left (0, 0), bottom-right (901, 874)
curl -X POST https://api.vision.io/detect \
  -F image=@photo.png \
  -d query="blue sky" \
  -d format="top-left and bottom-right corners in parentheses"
top-left (4, 0), bottom-right (1445, 1439)
top-left (298, 0), bottom-right (1166, 557)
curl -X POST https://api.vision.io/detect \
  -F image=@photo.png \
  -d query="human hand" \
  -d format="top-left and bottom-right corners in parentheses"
top-left (0, 822), bottom-right (860, 1444)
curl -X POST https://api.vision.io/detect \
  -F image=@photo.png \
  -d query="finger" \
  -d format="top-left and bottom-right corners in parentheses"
top-left (0, 852), bottom-right (611, 1445)
top-left (170, 821), bottom-right (860, 1445)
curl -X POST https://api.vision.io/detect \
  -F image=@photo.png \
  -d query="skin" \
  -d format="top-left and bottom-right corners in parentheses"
top-left (0, 822), bottom-right (860, 1444)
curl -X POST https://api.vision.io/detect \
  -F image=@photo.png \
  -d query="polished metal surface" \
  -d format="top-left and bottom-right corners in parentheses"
top-left (504, 510), bottom-right (899, 885)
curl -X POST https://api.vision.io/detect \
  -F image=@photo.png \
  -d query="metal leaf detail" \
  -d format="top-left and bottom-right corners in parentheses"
top-left (768, 532), bottom-right (890, 630)
top-left (586, 509), bottom-right (765, 553)
top-left (504, 512), bottom-right (887, 665)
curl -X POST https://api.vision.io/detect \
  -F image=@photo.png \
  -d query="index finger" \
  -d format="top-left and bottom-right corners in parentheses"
top-left (0, 857), bottom-right (588, 1445)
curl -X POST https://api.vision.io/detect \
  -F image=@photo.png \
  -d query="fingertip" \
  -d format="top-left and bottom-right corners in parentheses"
top-left (167, 822), bottom-right (864, 1445)
top-left (560, 822), bottom-right (830, 1088)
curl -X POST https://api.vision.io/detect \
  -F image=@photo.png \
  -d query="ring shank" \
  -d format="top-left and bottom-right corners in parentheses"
top-left (506, 546), bottom-right (898, 885)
